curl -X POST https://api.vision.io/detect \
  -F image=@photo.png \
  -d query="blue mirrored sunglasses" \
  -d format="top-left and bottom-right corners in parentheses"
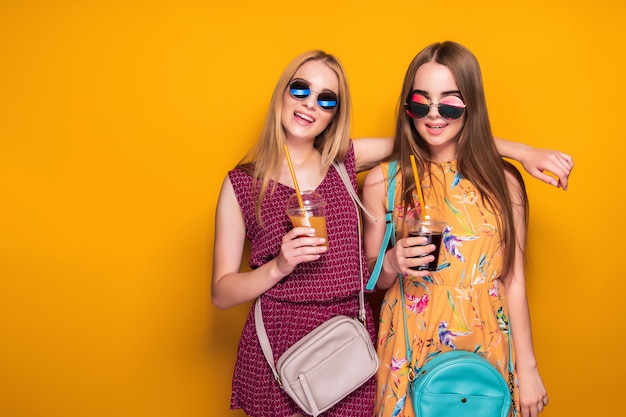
top-left (288, 79), bottom-right (339, 110)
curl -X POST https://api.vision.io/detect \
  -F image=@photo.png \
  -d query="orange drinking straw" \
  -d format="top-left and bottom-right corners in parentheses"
top-left (410, 155), bottom-right (427, 218)
top-left (283, 144), bottom-right (304, 208)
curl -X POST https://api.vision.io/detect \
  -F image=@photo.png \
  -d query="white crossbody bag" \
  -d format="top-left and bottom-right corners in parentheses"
top-left (254, 161), bottom-right (379, 416)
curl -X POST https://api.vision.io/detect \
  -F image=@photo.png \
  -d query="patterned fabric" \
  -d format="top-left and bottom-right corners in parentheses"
top-left (228, 141), bottom-right (376, 417)
top-left (374, 161), bottom-right (520, 417)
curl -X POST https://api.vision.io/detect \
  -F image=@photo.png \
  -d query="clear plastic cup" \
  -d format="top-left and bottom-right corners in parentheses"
top-left (405, 207), bottom-right (445, 271)
top-left (286, 190), bottom-right (328, 248)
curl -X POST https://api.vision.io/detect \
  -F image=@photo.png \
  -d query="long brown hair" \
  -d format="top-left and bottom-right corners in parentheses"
top-left (390, 41), bottom-right (528, 278)
top-left (237, 50), bottom-right (352, 225)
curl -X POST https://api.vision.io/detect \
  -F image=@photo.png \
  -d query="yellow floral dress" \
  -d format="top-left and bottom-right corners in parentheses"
top-left (374, 161), bottom-right (519, 417)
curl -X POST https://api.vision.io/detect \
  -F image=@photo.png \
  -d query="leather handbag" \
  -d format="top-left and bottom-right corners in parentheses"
top-left (254, 161), bottom-right (379, 417)
top-left (254, 302), bottom-right (378, 416)
top-left (410, 349), bottom-right (512, 417)
top-left (368, 160), bottom-right (516, 417)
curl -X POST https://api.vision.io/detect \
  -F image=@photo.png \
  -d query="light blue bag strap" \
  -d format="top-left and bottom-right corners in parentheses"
top-left (365, 160), bottom-right (398, 291)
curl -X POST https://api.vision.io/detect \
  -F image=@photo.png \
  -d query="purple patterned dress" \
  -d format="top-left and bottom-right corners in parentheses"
top-left (228, 142), bottom-right (376, 417)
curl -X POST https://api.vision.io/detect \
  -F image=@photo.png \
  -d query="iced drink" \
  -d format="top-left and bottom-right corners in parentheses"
top-left (286, 190), bottom-right (328, 248)
top-left (407, 218), bottom-right (445, 271)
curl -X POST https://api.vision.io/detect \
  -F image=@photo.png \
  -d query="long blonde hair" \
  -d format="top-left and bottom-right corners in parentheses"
top-left (390, 41), bottom-right (528, 278)
top-left (237, 50), bottom-right (352, 224)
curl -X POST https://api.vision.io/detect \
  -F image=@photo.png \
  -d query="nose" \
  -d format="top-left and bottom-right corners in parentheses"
top-left (426, 103), bottom-right (440, 118)
top-left (301, 92), bottom-right (318, 109)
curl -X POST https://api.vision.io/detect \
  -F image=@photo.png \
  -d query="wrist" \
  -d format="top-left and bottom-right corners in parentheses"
top-left (269, 258), bottom-right (290, 283)
top-left (514, 358), bottom-right (538, 374)
top-left (381, 250), bottom-right (397, 277)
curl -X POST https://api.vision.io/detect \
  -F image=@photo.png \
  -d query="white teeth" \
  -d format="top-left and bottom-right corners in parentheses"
top-left (295, 112), bottom-right (314, 122)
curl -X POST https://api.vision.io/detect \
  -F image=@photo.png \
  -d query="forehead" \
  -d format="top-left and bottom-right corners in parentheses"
top-left (412, 61), bottom-right (458, 93)
top-left (292, 60), bottom-right (339, 92)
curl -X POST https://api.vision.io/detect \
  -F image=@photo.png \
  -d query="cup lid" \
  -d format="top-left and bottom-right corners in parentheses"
top-left (301, 191), bottom-right (326, 207)
top-left (286, 190), bottom-right (326, 214)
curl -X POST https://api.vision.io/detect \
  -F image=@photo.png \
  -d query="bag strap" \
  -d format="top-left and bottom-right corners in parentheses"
top-left (331, 160), bottom-right (368, 323)
top-left (366, 160), bottom-right (398, 290)
top-left (254, 160), bottom-right (369, 385)
top-left (332, 160), bottom-right (377, 223)
top-left (254, 298), bottom-right (281, 385)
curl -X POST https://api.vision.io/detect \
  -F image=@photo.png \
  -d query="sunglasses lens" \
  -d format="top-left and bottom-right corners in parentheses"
top-left (438, 104), bottom-right (465, 120)
top-left (289, 80), bottom-right (310, 99)
top-left (406, 92), bottom-right (429, 118)
top-left (317, 92), bottom-right (338, 110)
top-left (439, 96), bottom-right (465, 120)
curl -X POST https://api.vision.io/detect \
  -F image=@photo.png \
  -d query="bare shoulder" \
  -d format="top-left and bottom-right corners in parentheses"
top-left (363, 164), bottom-right (385, 187)
top-left (216, 175), bottom-right (241, 213)
top-left (218, 174), bottom-right (234, 198)
top-left (361, 165), bottom-right (388, 213)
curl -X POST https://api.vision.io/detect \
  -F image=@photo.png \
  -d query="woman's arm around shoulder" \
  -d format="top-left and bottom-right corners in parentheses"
top-left (495, 138), bottom-right (574, 190)
top-left (353, 137), bottom-right (393, 173)
top-left (502, 170), bottom-right (549, 417)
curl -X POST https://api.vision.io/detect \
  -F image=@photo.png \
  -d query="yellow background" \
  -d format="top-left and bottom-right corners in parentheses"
top-left (1, 1), bottom-right (623, 416)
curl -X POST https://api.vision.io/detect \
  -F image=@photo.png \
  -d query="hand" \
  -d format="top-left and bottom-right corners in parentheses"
top-left (384, 236), bottom-right (436, 277)
top-left (274, 227), bottom-right (327, 276)
top-left (520, 148), bottom-right (574, 190)
top-left (517, 368), bottom-right (548, 417)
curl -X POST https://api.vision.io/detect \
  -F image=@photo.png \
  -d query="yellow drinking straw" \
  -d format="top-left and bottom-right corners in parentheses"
top-left (410, 155), bottom-right (427, 218)
top-left (283, 144), bottom-right (304, 208)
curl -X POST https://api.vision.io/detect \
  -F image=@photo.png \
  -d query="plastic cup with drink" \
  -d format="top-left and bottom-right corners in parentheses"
top-left (286, 190), bottom-right (328, 248)
top-left (283, 144), bottom-right (328, 248)
top-left (405, 207), bottom-right (444, 271)
top-left (407, 155), bottom-right (444, 271)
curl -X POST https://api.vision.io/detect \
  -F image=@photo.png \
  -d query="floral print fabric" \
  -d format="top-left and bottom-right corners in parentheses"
top-left (374, 161), bottom-right (519, 417)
